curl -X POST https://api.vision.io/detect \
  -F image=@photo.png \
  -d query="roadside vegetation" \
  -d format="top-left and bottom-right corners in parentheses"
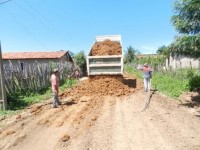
top-left (73, 51), bottom-right (87, 76)
top-left (125, 65), bottom-right (200, 98)
top-left (0, 78), bottom-right (77, 117)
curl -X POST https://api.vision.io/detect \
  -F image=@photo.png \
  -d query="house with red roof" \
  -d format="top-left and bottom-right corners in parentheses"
top-left (2, 50), bottom-right (73, 71)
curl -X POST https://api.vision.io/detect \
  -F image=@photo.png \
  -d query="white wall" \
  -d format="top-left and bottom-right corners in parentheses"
top-left (167, 54), bottom-right (200, 69)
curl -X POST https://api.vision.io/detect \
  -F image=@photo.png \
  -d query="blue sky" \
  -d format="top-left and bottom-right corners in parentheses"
top-left (0, 0), bottom-right (176, 54)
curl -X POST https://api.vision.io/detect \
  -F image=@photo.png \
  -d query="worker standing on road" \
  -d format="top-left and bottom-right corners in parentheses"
top-left (139, 63), bottom-right (152, 92)
top-left (50, 68), bottom-right (60, 108)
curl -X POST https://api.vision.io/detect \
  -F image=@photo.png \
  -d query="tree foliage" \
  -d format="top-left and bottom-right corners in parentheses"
top-left (170, 34), bottom-right (200, 58)
top-left (170, 0), bottom-right (200, 58)
top-left (171, 0), bottom-right (200, 34)
top-left (156, 45), bottom-right (170, 57)
top-left (124, 46), bottom-right (140, 64)
top-left (73, 51), bottom-right (86, 73)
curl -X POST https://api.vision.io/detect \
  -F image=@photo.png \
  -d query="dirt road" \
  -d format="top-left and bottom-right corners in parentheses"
top-left (0, 80), bottom-right (200, 150)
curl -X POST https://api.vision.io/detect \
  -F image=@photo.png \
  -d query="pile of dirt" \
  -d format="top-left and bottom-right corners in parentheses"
top-left (90, 39), bottom-right (122, 56)
top-left (60, 76), bottom-right (141, 98)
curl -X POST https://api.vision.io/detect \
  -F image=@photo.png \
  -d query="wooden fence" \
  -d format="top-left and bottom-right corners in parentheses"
top-left (3, 61), bottom-right (73, 95)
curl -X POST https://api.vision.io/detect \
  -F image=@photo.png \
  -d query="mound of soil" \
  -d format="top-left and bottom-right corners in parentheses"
top-left (60, 76), bottom-right (141, 98)
top-left (90, 40), bottom-right (122, 56)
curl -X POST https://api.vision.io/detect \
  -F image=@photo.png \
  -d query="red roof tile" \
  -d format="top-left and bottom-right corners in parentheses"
top-left (2, 51), bottom-right (68, 60)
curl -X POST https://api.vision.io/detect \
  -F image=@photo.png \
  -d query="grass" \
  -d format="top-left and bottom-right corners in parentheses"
top-left (152, 72), bottom-right (188, 98)
top-left (125, 65), bottom-right (190, 98)
top-left (0, 78), bottom-right (77, 117)
top-left (125, 65), bottom-right (142, 79)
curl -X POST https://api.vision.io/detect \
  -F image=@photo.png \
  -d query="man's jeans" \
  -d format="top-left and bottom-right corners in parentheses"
top-left (144, 78), bottom-right (151, 92)
top-left (52, 92), bottom-right (60, 107)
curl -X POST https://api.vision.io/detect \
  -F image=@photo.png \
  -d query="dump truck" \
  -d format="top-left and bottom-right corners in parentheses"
top-left (86, 35), bottom-right (123, 76)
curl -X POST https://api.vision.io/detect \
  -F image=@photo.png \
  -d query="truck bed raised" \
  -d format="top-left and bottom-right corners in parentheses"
top-left (87, 35), bottom-right (123, 76)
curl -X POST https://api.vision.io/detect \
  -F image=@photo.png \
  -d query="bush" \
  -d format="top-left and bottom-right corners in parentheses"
top-left (188, 75), bottom-right (200, 91)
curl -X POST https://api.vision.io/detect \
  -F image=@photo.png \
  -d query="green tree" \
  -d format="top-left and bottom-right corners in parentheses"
top-left (124, 46), bottom-right (139, 64)
top-left (170, 35), bottom-right (200, 58)
top-left (73, 51), bottom-right (87, 75)
top-left (171, 0), bottom-right (200, 34)
top-left (156, 45), bottom-right (170, 57)
top-left (171, 0), bottom-right (200, 58)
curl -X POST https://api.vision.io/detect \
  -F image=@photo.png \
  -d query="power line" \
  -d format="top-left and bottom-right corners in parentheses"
top-left (4, 6), bottom-right (48, 50)
top-left (23, 0), bottom-right (80, 50)
top-left (0, 0), bottom-right (12, 5)
top-left (15, 0), bottom-right (81, 52)
top-left (1, 0), bottom-right (83, 52)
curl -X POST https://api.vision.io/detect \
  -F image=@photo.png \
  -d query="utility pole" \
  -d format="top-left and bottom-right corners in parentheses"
top-left (0, 42), bottom-right (7, 110)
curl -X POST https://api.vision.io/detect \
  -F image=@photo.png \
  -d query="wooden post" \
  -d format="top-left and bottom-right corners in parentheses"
top-left (0, 42), bottom-right (7, 110)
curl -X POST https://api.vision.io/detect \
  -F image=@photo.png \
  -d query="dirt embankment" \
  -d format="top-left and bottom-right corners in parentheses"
top-left (60, 75), bottom-right (142, 98)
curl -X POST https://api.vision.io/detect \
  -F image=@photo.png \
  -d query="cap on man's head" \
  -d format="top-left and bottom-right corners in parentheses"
top-left (144, 63), bottom-right (148, 66)
top-left (53, 68), bottom-right (59, 73)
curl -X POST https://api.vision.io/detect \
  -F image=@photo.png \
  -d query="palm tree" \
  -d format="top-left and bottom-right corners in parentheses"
top-left (124, 46), bottom-right (139, 64)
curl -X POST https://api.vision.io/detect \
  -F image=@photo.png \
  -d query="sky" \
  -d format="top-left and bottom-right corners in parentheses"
top-left (0, 0), bottom-right (177, 54)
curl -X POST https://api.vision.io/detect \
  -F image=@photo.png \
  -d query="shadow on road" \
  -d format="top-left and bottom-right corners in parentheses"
top-left (62, 101), bottom-right (77, 106)
top-left (178, 91), bottom-right (200, 118)
top-left (123, 78), bottom-right (136, 88)
top-left (141, 89), bottom-right (157, 112)
top-left (180, 93), bottom-right (200, 108)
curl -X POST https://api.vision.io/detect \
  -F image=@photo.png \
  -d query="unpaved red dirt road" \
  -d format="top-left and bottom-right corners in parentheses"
top-left (0, 78), bottom-right (200, 150)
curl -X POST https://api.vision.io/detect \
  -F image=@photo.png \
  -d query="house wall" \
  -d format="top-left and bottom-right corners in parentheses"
top-left (3, 55), bottom-right (73, 72)
top-left (2, 54), bottom-right (74, 94)
top-left (4, 58), bottom-right (56, 70)
top-left (167, 54), bottom-right (200, 69)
